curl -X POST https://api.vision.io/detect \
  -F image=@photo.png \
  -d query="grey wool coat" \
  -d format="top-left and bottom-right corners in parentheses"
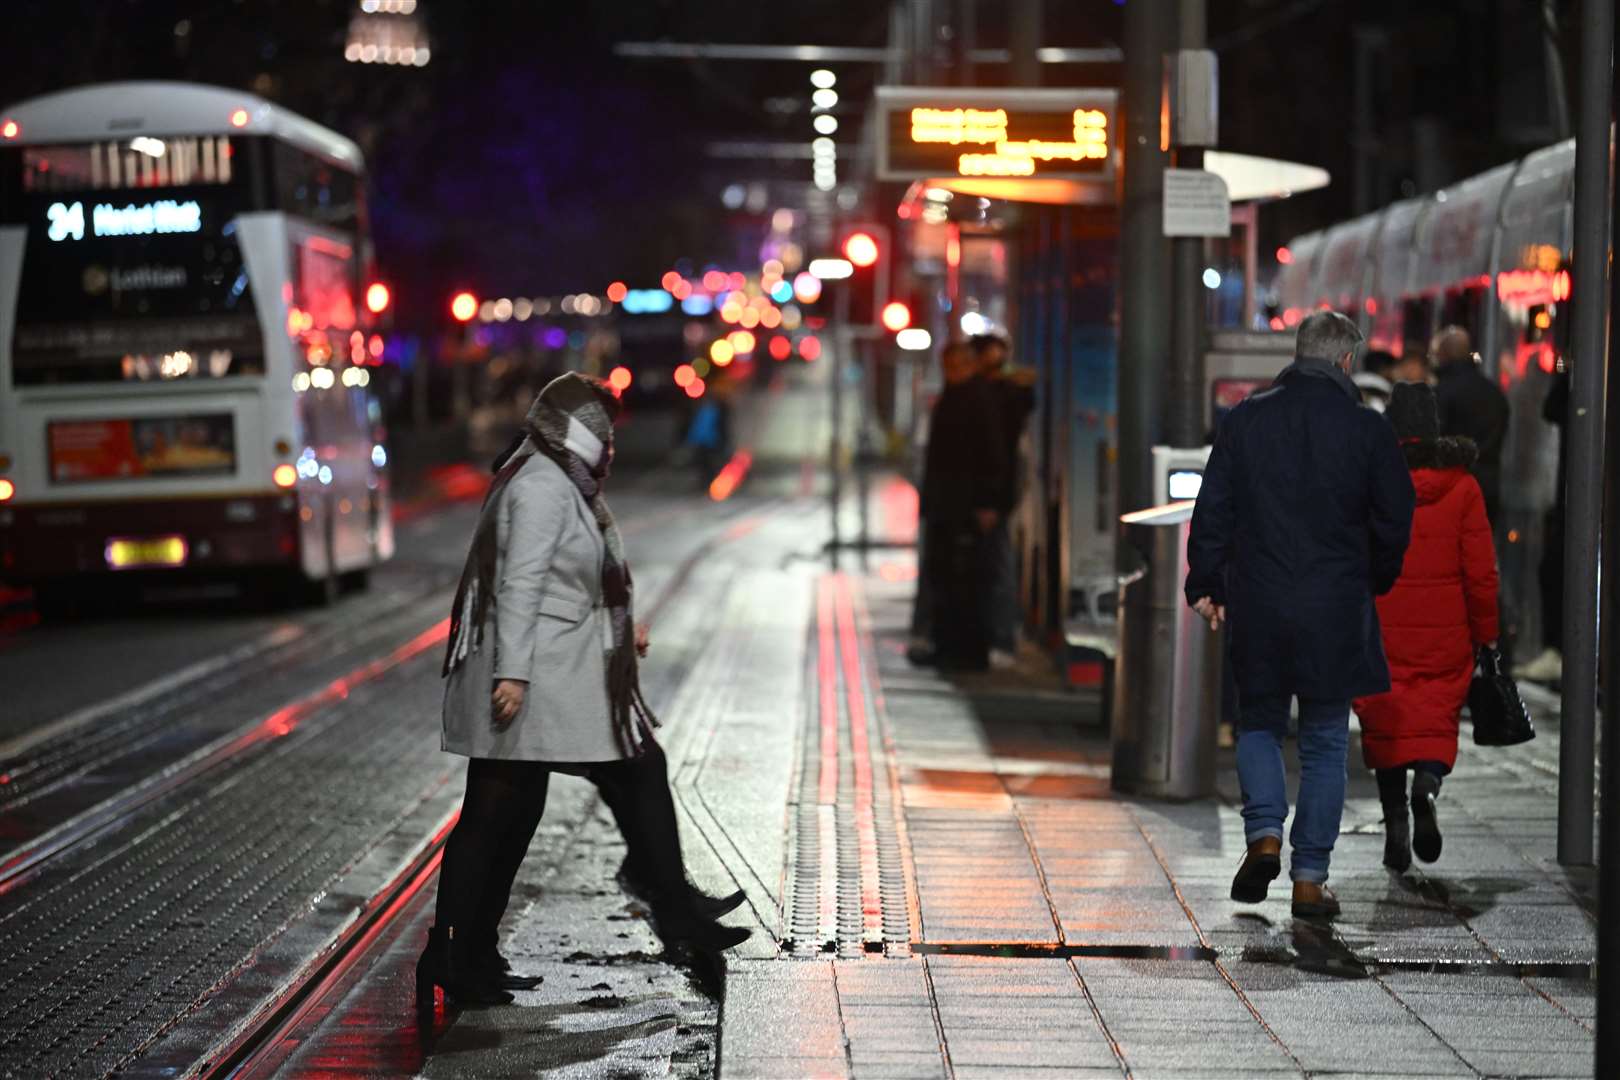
top-left (442, 449), bottom-right (622, 762)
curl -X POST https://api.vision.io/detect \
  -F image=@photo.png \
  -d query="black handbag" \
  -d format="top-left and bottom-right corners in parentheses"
top-left (1469, 646), bottom-right (1535, 746)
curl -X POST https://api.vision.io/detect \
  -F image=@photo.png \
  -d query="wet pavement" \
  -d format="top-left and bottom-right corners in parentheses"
top-left (0, 373), bottom-right (1600, 1078)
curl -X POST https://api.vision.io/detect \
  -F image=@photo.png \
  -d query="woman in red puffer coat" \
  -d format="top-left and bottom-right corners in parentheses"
top-left (1353, 382), bottom-right (1499, 873)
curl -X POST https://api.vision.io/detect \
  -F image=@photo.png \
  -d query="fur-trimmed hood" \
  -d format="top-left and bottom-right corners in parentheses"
top-left (1402, 435), bottom-right (1477, 471)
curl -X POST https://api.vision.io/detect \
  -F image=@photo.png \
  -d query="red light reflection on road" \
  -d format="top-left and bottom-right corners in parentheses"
top-left (707, 449), bottom-right (753, 502)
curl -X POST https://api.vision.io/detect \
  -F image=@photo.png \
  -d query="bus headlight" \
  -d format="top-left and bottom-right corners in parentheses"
top-left (0, 478), bottom-right (15, 502)
top-left (272, 464), bottom-right (298, 489)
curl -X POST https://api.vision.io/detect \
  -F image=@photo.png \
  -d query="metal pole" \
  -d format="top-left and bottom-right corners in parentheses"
top-left (955, 0), bottom-right (976, 85)
top-left (1596, 13), bottom-right (1620, 1068)
top-left (1116, 0), bottom-right (1174, 521)
top-left (830, 281), bottom-right (850, 563)
top-left (1557, 0), bottom-right (1611, 869)
top-left (1009, 0), bottom-right (1042, 87)
top-left (1166, 0), bottom-right (1207, 448)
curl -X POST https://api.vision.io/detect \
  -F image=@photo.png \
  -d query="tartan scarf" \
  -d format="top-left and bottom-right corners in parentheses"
top-left (443, 372), bottom-right (657, 756)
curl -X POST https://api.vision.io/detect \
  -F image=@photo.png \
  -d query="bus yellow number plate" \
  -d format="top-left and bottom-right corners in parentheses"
top-left (105, 536), bottom-right (188, 570)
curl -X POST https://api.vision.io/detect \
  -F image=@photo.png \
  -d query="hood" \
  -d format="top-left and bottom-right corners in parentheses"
top-left (1402, 435), bottom-right (1477, 471)
top-left (1410, 465), bottom-right (1470, 505)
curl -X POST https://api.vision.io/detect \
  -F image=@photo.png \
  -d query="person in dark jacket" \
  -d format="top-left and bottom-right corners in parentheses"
top-left (1353, 382), bottom-right (1498, 872)
top-left (919, 343), bottom-right (1009, 669)
top-left (972, 333), bottom-right (1035, 666)
top-left (1186, 311), bottom-right (1415, 919)
top-left (1430, 326), bottom-right (1509, 525)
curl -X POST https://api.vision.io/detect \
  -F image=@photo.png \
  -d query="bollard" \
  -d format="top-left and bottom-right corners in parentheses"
top-left (1110, 502), bottom-right (1222, 799)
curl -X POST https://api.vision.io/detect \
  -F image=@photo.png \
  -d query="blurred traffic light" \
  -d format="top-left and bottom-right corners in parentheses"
top-left (843, 231), bottom-right (880, 267)
top-left (881, 301), bottom-right (911, 332)
top-left (450, 291), bottom-right (478, 322)
top-left (364, 282), bottom-right (391, 315)
top-left (834, 224), bottom-right (890, 329)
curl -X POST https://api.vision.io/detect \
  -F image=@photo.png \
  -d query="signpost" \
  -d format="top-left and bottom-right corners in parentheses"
top-left (873, 87), bottom-right (1117, 184)
top-left (1162, 168), bottom-right (1231, 238)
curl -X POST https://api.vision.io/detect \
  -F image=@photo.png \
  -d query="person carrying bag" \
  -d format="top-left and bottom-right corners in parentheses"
top-left (1353, 382), bottom-right (1501, 873)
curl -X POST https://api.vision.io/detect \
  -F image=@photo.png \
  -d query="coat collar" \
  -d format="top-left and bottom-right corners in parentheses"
top-left (1275, 358), bottom-right (1361, 403)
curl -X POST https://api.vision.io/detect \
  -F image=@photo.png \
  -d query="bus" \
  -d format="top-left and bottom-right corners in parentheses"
top-left (0, 82), bottom-right (393, 611)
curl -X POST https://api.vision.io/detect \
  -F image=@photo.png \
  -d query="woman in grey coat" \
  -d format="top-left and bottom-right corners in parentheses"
top-left (417, 373), bottom-right (747, 1012)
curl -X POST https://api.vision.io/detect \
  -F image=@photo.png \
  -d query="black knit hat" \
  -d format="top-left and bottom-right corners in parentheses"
top-left (1387, 381), bottom-right (1440, 442)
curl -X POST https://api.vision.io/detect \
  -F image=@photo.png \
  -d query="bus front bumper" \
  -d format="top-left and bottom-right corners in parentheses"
top-left (0, 494), bottom-right (302, 584)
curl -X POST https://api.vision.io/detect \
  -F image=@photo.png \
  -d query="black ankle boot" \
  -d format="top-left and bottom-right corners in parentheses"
top-left (1382, 807), bottom-right (1412, 873)
top-left (618, 858), bottom-right (747, 920)
top-left (477, 935), bottom-right (543, 991)
top-left (651, 902), bottom-right (752, 955)
top-left (1411, 772), bottom-right (1443, 863)
top-left (416, 926), bottom-right (515, 1015)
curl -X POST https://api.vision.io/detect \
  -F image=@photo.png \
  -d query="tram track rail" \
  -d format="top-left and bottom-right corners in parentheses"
top-left (188, 494), bottom-right (787, 1080)
top-left (0, 479), bottom-right (785, 1079)
top-left (0, 482), bottom-right (700, 890)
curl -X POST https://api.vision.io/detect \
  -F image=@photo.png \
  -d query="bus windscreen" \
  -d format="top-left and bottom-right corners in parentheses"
top-left (5, 137), bottom-right (263, 385)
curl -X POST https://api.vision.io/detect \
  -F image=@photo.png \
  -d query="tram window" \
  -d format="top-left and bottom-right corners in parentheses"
top-left (1441, 285), bottom-right (1486, 340)
top-left (1401, 297), bottom-right (1434, 345)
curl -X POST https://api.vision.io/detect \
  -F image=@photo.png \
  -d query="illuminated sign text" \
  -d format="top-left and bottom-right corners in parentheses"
top-left (47, 199), bottom-right (205, 241)
top-left (876, 87), bottom-right (1117, 183)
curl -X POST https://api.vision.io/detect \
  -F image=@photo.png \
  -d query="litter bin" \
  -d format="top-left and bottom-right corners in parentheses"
top-left (1110, 502), bottom-right (1222, 799)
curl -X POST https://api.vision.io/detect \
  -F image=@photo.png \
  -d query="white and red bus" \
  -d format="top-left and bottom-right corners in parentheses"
top-left (0, 82), bottom-right (393, 610)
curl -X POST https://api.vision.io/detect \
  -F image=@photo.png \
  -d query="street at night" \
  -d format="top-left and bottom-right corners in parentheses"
top-left (0, 2), bottom-right (1616, 1078)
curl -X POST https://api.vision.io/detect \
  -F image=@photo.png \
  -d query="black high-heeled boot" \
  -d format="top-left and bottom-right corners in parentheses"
top-left (616, 857), bottom-right (747, 920)
top-left (1411, 772), bottom-right (1443, 863)
top-left (416, 926), bottom-right (515, 1016)
top-left (1383, 809), bottom-right (1412, 872)
top-left (476, 931), bottom-right (544, 991)
top-left (651, 902), bottom-right (752, 955)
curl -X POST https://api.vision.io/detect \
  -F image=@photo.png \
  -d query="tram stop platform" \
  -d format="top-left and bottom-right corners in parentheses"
top-left (234, 474), bottom-right (1596, 1079)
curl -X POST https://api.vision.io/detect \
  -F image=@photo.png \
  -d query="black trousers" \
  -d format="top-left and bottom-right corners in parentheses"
top-left (923, 519), bottom-right (994, 670)
top-left (433, 741), bottom-right (689, 946)
top-left (1375, 761), bottom-right (1448, 810)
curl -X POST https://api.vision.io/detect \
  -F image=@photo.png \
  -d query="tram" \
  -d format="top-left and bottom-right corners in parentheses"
top-left (1276, 138), bottom-right (1577, 655)
top-left (0, 82), bottom-right (393, 609)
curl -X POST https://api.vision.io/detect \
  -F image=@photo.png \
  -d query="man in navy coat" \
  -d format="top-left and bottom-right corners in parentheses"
top-left (1185, 311), bottom-right (1415, 919)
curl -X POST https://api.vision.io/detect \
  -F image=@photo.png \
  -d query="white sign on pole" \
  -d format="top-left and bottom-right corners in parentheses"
top-left (1163, 169), bottom-right (1231, 237)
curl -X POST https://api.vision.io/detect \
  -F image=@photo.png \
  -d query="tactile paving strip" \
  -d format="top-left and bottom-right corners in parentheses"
top-left (782, 574), bottom-right (915, 958)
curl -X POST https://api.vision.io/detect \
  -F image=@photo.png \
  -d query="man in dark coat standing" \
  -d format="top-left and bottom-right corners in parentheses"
top-left (1186, 311), bottom-right (1415, 919)
top-left (919, 343), bottom-right (1009, 669)
top-left (1430, 325), bottom-right (1509, 525)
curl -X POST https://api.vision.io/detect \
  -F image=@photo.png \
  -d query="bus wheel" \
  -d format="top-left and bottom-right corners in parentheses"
top-left (295, 571), bottom-right (339, 608)
top-left (33, 583), bottom-right (88, 622)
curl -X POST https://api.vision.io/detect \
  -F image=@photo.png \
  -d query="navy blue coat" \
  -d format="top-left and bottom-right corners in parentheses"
top-left (1185, 360), bottom-right (1416, 702)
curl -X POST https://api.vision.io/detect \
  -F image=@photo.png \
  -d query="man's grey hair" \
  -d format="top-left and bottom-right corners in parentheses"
top-left (1294, 310), bottom-right (1364, 365)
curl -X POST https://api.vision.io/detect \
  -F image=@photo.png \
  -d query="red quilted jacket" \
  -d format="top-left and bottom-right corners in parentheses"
top-left (1353, 445), bottom-right (1499, 771)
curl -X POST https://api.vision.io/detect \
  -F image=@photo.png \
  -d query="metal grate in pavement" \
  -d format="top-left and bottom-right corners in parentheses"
top-left (782, 574), bottom-right (914, 958)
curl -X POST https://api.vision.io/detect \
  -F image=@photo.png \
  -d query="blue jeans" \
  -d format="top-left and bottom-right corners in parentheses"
top-left (1236, 696), bottom-right (1351, 884)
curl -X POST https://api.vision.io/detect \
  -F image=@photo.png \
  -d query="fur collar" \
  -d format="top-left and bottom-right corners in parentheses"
top-left (1402, 436), bottom-right (1477, 470)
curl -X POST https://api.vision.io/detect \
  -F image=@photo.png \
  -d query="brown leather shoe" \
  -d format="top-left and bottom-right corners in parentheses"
top-left (1291, 880), bottom-right (1341, 919)
top-left (1230, 836), bottom-right (1283, 903)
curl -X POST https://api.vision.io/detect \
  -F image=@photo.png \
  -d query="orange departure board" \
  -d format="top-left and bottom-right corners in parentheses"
top-left (876, 87), bottom-right (1117, 183)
